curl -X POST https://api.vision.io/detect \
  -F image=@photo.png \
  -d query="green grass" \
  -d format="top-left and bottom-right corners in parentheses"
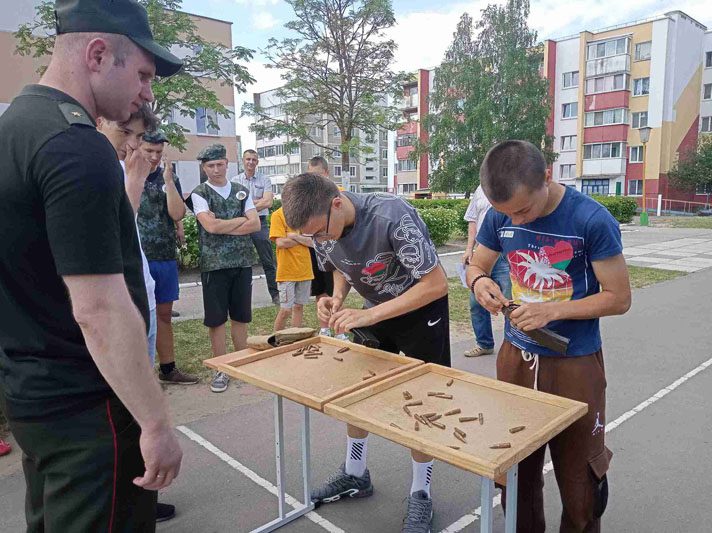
top-left (653, 216), bottom-right (712, 229)
top-left (628, 265), bottom-right (684, 288)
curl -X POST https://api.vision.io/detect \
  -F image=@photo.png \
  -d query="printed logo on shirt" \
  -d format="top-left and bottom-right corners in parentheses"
top-left (362, 262), bottom-right (387, 277)
top-left (508, 243), bottom-right (574, 304)
top-left (500, 230), bottom-right (514, 238)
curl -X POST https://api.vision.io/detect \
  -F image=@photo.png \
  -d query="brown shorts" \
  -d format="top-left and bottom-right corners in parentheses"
top-left (498, 341), bottom-right (612, 533)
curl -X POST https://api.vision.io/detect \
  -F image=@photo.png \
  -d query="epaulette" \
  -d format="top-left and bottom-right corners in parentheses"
top-left (58, 102), bottom-right (95, 127)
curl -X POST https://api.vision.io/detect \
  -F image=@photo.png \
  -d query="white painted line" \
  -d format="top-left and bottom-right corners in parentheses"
top-left (439, 355), bottom-right (712, 532)
top-left (439, 250), bottom-right (467, 257)
top-left (176, 425), bottom-right (346, 533)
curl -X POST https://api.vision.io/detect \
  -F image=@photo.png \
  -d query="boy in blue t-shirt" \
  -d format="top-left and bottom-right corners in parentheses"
top-left (467, 140), bottom-right (631, 532)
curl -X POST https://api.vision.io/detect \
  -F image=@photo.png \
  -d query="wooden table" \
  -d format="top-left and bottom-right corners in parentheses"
top-left (324, 363), bottom-right (588, 532)
top-left (205, 336), bottom-right (423, 532)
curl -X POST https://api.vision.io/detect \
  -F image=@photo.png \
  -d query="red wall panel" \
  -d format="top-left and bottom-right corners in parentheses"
top-left (583, 124), bottom-right (628, 143)
top-left (584, 91), bottom-right (629, 111)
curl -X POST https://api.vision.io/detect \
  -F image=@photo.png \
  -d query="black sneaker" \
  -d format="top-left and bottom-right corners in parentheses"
top-left (402, 491), bottom-right (433, 533)
top-left (311, 463), bottom-right (373, 507)
top-left (156, 502), bottom-right (176, 523)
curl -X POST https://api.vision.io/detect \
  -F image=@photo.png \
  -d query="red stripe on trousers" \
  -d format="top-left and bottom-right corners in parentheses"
top-left (106, 400), bottom-right (118, 533)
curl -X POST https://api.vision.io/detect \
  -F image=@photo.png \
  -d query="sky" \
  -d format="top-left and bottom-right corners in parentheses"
top-left (181, 0), bottom-right (712, 149)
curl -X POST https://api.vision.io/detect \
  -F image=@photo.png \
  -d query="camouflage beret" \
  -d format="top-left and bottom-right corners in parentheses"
top-left (143, 130), bottom-right (168, 144)
top-left (197, 144), bottom-right (227, 162)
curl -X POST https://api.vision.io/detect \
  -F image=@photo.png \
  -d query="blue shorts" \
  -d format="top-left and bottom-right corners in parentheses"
top-left (148, 260), bottom-right (179, 304)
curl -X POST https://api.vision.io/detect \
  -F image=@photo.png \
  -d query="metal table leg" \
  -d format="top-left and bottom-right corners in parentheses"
top-left (504, 464), bottom-right (519, 533)
top-left (251, 397), bottom-right (315, 533)
top-left (480, 476), bottom-right (495, 533)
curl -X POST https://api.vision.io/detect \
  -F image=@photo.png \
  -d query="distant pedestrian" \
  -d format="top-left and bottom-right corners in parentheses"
top-left (269, 206), bottom-right (313, 331)
top-left (462, 185), bottom-right (511, 357)
top-left (232, 149), bottom-right (279, 304)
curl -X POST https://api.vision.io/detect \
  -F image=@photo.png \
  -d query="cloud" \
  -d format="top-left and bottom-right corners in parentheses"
top-left (252, 12), bottom-right (281, 30)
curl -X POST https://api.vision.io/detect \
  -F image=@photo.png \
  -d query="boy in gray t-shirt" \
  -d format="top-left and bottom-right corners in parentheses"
top-left (282, 174), bottom-right (450, 533)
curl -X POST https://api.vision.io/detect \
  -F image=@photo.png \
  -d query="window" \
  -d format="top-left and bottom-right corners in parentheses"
top-left (350, 185), bottom-right (358, 193)
top-left (629, 146), bottom-right (644, 163)
top-left (584, 108), bottom-right (627, 127)
top-left (382, 167), bottom-right (388, 177)
top-left (333, 165), bottom-right (341, 177)
top-left (587, 37), bottom-right (627, 59)
top-left (381, 149), bottom-right (388, 159)
top-left (397, 133), bottom-right (417, 147)
top-left (701, 117), bottom-right (712, 133)
top-left (397, 159), bottom-right (417, 172)
top-left (405, 111), bottom-right (418, 122)
top-left (562, 102), bottom-right (578, 119)
top-left (585, 73), bottom-right (628, 94)
top-left (706, 51), bottom-right (712, 68)
top-left (632, 111), bottom-right (648, 129)
top-left (195, 107), bottom-right (218, 135)
top-left (562, 71), bottom-right (579, 88)
top-left (560, 164), bottom-right (576, 179)
top-left (581, 179), bottom-right (610, 196)
top-left (399, 183), bottom-right (417, 194)
top-left (560, 135), bottom-right (577, 151)
top-left (634, 41), bottom-right (651, 61)
top-left (583, 142), bottom-right (624, 159)
top-left (628, 180), bottom-right (642, 195)
top-left (704, 84), bottom-right (712, 100)
top-left (633, 77), bottom-right (650, 96)
top-left (696, 183), bottom-right (712, 195)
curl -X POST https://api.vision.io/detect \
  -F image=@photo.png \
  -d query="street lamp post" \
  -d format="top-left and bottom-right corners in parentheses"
top-left (639, 126), bottom-right (652, 226)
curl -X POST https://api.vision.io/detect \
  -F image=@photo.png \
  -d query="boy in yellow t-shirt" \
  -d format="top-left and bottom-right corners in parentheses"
top-left (269, 207), bottom-right (315, 330)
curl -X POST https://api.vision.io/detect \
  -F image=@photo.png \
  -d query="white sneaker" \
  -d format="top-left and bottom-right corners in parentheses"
top-left (320, 328), bottom-right (333, 337)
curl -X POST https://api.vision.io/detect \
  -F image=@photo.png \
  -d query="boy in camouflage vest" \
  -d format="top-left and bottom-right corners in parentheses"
top-left (190, 144), bottom-right (260, 393)
top-left (137, 130), bottom-right (198, 385)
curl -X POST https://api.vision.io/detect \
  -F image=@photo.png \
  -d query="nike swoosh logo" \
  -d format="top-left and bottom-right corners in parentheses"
top-left (427, 318), bottom-right (442, 327)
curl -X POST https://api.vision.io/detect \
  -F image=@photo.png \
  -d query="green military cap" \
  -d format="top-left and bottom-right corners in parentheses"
top-left (197, 144), bottom-right (227, 162)
top-left (143, 129), bottom-right (169, 144)
top-left (55, 0), bottom-right (183, 77)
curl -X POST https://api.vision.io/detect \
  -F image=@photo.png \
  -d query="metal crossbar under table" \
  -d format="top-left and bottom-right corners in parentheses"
top-left (251, 396), bottom-right (314, 533)
top-left (479, 464), bottom-right (518, 533)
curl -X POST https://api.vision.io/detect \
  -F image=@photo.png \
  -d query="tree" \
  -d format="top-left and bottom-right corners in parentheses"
top-left (669, 136), bottom-right (712, 206)
top-left (415, 1), bottom-right (554, 195)
top-left (14, 0), bottom-right (254, 151)
top-left (243, 0), bottom-right (405, 176)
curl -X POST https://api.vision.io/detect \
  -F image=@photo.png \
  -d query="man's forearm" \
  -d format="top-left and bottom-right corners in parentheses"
top-left (124, 174), bottom-right (145, 214)
top-left (165, 180), bottom-right (186, 221)
top-left (466, 222), bottom-right (477, 254)
top-left (332, 271), bottom-right (351, 300)
top-left (254, 198), bottom-right (270, 211)
top-left (291, 235), bottom-right (314, 247)
top-left (548, 290), bottom-right (630, 321)
top-left (202, 216), bottom-right (246, 234)
top-left (79, 298), bottom-right (172, 432)
top-left (275, 237), bottom-right (297, 249)
top-left (369, 267), bottom-right (448, 323)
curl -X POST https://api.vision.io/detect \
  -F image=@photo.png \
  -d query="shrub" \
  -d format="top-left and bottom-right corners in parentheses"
top-left (416, 207), bottom-right (458, 246)
top-left (178, 215), bottom-right (200, 269)
top-left (592, 196), bottom-right (638, 224)
top-left (408, 198), bottom-right (470, 210)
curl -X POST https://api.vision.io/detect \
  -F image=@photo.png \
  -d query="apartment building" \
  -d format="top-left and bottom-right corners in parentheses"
top-left (0, 0), bottom-right (239, 194)
top-left (253, 87), bottom-right (389, 195)
top-left (543, 10), bottom-right (711, 206)
top-left (394, 69), bottom-right (435, 196)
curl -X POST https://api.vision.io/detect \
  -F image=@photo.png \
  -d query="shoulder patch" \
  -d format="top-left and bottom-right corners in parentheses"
top-left (58, 102), bottom-right (95, 127)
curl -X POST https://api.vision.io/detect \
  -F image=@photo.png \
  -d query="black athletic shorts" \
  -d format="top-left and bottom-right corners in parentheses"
top-left (357, 295), bottom-right (450, 367)
top-left (201, 267), bottom-right (252, 327)
top-left (309, 248), bottom-right (334, 297)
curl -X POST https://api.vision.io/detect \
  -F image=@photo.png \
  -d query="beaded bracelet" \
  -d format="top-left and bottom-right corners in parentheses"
top-left (470, 274), bottom-right (493, 294)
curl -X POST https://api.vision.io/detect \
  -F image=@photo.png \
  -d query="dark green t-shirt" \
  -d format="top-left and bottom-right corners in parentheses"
top-left (0, 85), bottom-right (149, 421)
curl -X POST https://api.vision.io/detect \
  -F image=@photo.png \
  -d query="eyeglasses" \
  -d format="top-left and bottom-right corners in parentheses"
top-left (303, 196), bottom-right (339, 240)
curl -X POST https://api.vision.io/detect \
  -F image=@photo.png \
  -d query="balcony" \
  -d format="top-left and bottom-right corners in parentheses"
top-left (397, 95), bottom-right (419, 109)
top-left (586, 55), bottom-right (630, 77)
top-left (582, 158), bottom-right (626, 176)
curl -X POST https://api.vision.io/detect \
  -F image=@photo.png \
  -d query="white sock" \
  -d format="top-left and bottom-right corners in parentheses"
top-left (410, 459), bottom-right (434, 497)
top-left (345, 436), bottom-right (368, 478)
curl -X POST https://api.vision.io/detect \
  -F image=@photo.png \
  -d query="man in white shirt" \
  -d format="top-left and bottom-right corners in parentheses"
top-left (462, 185), bottom-right (511, 357)
top-left (232, 149), bottom-right (279, 305)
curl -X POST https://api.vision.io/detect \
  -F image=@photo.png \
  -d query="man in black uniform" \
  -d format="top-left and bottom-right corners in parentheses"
top-left (0, 1), bottom-right (183, 531)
